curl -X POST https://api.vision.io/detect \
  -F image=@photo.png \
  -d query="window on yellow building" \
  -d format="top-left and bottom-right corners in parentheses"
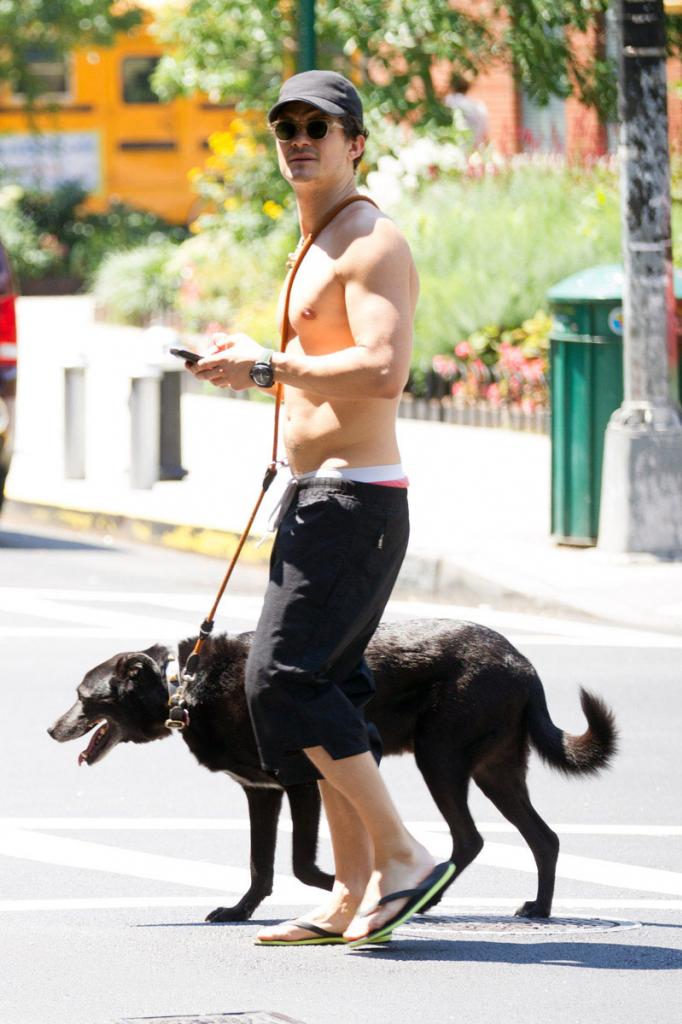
top-left (14, 49), bottom-right (71, 100)
top-left (122, 57), bottom-right (161, 104)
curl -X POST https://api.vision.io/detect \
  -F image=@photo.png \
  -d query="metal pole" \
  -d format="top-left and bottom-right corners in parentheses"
top-left (63, 363), bottom-right (86, 480)
top-left (130, 370), bottom-right (161, 490)
top-left (159, 369), bottom-right (188, 481)
top-left (298, 0), bottom-right (316, 72)
top-left (598, 0), bottom-right (682, 555)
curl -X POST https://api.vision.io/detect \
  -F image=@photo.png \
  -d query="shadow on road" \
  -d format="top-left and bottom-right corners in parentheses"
top-left (137, 919), bottom-right (284, 929)
top-left (351, 938), bottom-right (682, 969)
top-left (0, 528), bottom-right (113, 552)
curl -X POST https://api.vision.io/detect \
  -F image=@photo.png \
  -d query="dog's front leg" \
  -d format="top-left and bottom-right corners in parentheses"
top-left (287, 783), bottom-right (334, 892)
top-left (206, 786), bottom-right (284, 922)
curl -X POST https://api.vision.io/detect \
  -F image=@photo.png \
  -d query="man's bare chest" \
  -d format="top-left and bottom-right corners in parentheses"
top-left (278, 246), bottom-right (351, 351)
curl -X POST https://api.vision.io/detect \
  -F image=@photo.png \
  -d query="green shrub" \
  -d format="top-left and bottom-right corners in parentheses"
top-left (0, 184), bottom-right (62, 279)
top-left (399, 162), bottom-right (625, 364)
top-left (187, 118), bottom-right (296, 242)
top-left (0, 179), bottom-right (188, 286)
top-left (70, 201), bottom-right (188, 283)
top-left (167, 217), bottom-right (297, 336)
top-left (91, 157), bottom-right (682, 373)
top-left (92, 240), bottom-right (180, 325)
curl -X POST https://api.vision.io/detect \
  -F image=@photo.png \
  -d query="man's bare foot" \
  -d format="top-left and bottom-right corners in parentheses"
top-left (256, 883), bottom-right (363, 943)
top-left (342, 846), bottom-right (438, 942)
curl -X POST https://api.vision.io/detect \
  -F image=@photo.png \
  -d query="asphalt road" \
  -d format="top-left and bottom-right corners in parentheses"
top-left (1, 517), bottom-right (681, 1024)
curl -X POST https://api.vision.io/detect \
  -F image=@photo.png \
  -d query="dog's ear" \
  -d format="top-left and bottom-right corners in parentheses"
top-left (114, 653), bottom-right (160, 689)
top-left (143, 644), bottom-right (171, 670)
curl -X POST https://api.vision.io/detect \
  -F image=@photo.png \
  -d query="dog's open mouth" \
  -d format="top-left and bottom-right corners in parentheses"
top-left (78, 720), bottom-right (117, 765)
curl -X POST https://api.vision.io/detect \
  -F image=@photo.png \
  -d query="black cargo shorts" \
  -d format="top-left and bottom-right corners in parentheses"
top-left (244, 476), bottom-right (409, 785)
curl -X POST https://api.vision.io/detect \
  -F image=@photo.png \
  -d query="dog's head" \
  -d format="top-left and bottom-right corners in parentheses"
top-left (47, 644), bottom-right (173, 765)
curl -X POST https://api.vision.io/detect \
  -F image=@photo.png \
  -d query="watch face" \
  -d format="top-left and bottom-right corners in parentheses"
top-left (250, 362), bottom-right (274, 387)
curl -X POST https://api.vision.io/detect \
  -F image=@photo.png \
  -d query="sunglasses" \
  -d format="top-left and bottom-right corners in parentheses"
top-left (271, 118), bottom-right (340, 142)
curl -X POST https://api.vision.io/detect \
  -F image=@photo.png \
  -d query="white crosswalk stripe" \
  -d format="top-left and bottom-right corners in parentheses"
top-left (1, 818), bottom-right (680, 915)
top-left (3, 586), bottom-right (680, 921)
top-left (2, 587), bottom-right (682, 646)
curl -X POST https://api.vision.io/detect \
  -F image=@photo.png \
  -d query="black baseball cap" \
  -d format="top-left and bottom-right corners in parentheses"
top-left (268, 70), bottom-right (364, 125)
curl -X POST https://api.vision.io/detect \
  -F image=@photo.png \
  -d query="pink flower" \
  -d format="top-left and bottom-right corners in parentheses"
top-left (455, 341), bottom-right (471, 359)
top-left (432, 354), bottom-right (457, 378)
top-left (471, 358), bottom-right (488, 381)
top-left (486, 383), bottom-right (502, 407)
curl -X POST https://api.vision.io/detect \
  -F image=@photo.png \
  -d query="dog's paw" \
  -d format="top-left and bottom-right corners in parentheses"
top-left (206, 904), bottom-right (253, 923)
top-left (514, 900), bottom-right (550, 919)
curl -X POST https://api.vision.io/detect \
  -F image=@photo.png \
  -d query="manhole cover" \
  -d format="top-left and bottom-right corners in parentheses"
top-left (399, 913), bottom-right (642, 938)
top-left (120, 1014), bottom-right (306, 1024)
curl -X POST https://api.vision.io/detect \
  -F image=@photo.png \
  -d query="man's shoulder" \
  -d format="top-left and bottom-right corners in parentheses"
top-left (332, 200), bottom-right (411, 275)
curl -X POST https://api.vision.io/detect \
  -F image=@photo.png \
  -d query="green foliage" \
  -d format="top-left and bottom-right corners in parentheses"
top-left (167, 216), bottom-right (296, 335)
top-left (150, 1), bottom-right (682, 128)
top-left (401, 160), bottom-right (624, 364)
top-left (498, 1), bottom-right (616, 120)
top-left (151, 0), bottom-right (291, 107)
top-left (91, 212), bottom-right (296, 333)
top-left (0, 183), bottom-right (61, 279)
top-left (187, 117), bottom-right (296, 242)
top-left (94, 158), bottom-right (658, 375)
top-left (17, 180), bottom-right (87, 239)
top-left (69, 201), bottom-right (188, 282)
top-left (0, 0), bottom-right (143, 106)
top-left (324, 1), bottom-right (492, 129)
top-left (430, 311), bottom-right (552, 410)
top-left (92, 240), bottom-right (180, 325)
top-left (151, 0), bottom-right (490, 127)
top-left (0, 179), bottom-right (188, 285)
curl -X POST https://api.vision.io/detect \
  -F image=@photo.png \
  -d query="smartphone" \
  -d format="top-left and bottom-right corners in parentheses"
top-left (170, 347), bottom-right (201, 365)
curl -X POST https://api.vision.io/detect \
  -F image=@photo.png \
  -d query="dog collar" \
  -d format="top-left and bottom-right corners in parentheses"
top-left (164, 649), bottom-right (190, 730)
top-left (165, 650), bottom-right (180, 698)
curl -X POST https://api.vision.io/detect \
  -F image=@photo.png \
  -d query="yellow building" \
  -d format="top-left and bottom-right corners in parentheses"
top-left (0, 9), bottom-right (234, 224)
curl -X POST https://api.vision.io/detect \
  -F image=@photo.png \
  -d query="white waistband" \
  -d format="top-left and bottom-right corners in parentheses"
top-left (297, 463), bottom-right (406, 483)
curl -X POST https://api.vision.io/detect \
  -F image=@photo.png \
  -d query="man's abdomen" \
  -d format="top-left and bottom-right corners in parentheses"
top-left (283, 390), bottom-right (401, 476)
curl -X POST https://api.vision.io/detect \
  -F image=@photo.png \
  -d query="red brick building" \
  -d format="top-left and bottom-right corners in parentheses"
top-left (444, 9), bottom-right (682, 157)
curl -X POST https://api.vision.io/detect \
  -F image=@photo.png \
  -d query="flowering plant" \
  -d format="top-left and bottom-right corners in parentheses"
top-left (186, 116), bottom-right (295, 241)
top-left (432, 311), bottom-right (552, 412)
top-left (362, 107), bottom-right (490, 209)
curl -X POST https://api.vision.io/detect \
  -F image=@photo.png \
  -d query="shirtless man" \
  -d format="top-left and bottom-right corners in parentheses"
top-left (190, 71), bottom-right (454, 946)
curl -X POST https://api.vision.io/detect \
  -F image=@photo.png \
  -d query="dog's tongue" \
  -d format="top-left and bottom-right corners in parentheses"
top-left (78, 721), bottom-right (108, 766)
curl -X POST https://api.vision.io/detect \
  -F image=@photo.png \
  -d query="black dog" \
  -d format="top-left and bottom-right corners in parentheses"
top-left (48, 619), bottom-right (617, 922)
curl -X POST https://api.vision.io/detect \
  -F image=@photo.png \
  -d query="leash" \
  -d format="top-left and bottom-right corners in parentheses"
top-left (165, 192), bottom-right (378, 730)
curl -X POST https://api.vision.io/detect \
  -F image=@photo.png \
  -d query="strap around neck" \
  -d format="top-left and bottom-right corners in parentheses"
top-left (280, 194), bottom-right (379, 353)
top-left (270, 192), bottom-right (379, 466)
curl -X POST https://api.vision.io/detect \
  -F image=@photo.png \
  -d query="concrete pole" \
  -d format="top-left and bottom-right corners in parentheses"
top-left (598, 0), bottom-right (682, 556)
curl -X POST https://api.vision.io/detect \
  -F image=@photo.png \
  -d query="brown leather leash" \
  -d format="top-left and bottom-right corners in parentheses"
top-left (165, 193), bottom-right (378, 729)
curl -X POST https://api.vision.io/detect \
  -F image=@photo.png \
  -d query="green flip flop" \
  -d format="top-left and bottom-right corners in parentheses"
top-left (255, 919), bottom-right (346, 946)
top-left (346, 860), bottom-right (456, 948)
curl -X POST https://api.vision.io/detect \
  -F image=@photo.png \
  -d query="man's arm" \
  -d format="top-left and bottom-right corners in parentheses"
top-left (190, 220), bottom-right (415, 399)
top-left (273, 223), bottom-right (414, 399)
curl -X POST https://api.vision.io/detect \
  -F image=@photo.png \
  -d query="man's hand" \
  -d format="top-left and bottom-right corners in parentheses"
top-left (190, 332), bottom-right (264, 390)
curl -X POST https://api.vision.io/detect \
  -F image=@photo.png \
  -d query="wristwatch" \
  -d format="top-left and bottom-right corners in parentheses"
top-left (249, 348), bottom-right (275, 388)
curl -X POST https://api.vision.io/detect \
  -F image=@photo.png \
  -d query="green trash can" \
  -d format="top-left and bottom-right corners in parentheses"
top-left (548, 263), bottom-right (682, 546)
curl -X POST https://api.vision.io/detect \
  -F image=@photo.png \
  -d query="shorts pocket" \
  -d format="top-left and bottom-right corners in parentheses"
top-left (277, 495), bottom-right (359, 610)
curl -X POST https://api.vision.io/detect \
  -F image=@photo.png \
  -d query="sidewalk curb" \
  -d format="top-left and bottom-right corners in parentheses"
top-left (401, 549), bottom-right (682, 636)
top-left (2, 496), bottom-right (586, 620)
top-left (7, 496), bottom-right (682, 635)
top-left (5, 498), bottom-right (273, 564)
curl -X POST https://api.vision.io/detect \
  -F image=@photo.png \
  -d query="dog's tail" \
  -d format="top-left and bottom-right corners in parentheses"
top-left (526, 678), bottom-right (617, 775)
